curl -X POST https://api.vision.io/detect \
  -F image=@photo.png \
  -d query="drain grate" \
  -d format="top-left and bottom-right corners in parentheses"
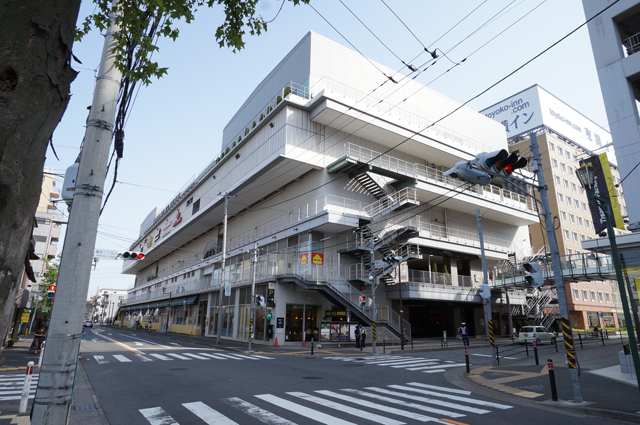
top-left (75, 405), bottom-right (96, 412)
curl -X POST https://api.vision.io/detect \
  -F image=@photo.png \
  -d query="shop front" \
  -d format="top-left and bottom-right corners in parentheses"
top-left (285, 304), bottom-right (319, 342)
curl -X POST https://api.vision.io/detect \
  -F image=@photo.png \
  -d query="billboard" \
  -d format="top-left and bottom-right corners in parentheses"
top-left (480, 85), bottom-right (616, 163)
top-left (581, 153), bottom-right (625, 233)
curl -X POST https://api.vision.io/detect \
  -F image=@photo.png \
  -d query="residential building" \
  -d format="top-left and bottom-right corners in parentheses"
top-left (93, 288), bottom-right (127, 323)
top-left (119, 31), bottom-right (537, 344)
top-left (480, 85), bottom-right (627, 329)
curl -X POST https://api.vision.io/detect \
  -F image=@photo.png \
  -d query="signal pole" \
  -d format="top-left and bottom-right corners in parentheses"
top-left (216, 193), bottom-right (235, 344)
top-left (530, 132), bottom-right (583, 403)
top-left (31, 2), bottom-right (122, 422)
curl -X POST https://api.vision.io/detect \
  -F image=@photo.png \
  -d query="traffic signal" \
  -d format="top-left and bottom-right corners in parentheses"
top-left (120, 252), bottom-right (145, 260)
top-left (444, 161), bottom-right (491, 186)
top-left (359, 296), bottom-right (366, 307)
top-left (47, 284), bottom-right (56, 299)
top-left (384, 256), bottom-right (403, 264)
top-left (474, 150), bottom-right (527, 177)
top-left (256, 295), bottom-right (265, 309)
top-left (522, 261), bottom-right (544, 288)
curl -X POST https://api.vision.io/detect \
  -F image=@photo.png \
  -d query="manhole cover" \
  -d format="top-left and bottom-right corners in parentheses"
top-left (342, 364), bottom-right (364, 367)
top-left (74, 405), bottom-right (96, 412)
top-left (303, 376), bottom-right (323, 380)
top-left (169, 368), bottom-right (187, 371)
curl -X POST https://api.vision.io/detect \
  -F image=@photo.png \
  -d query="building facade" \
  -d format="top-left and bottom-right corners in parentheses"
top-left (481, 85), bottom-right (628, 330)
top-left (120, 32), bottom-right (537, 344)
top-left (92, 288), bottom-right (127, 324)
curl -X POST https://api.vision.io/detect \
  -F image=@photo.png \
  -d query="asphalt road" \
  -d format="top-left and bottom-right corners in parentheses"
top-left (79, 327), bottom-right (621, 425)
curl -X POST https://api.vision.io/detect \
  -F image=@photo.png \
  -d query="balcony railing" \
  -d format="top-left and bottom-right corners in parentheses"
top-left (339, 142), bottom-right (535, 213)
top-left (417, 221), bottom-right (514, 254)
top-left (362, 188), bottom-right (417, 217)
top-left (623, 32), bottom-right (640, 55)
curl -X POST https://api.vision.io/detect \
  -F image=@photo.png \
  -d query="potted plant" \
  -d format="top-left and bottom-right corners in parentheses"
top-left (259, 113), bottom-right (265, 122)
top-left (276, 95), bottom-right (282, 105)
top-left (252, 121), bottom-right (256, 129)
top-left (284, 86), bottom-right (291, 98)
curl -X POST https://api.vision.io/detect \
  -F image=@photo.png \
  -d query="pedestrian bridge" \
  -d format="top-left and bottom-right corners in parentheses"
top-left (490, 252), bottom-right (615, 289)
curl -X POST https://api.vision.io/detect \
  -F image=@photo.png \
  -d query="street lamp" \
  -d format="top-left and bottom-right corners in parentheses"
top-left (576, 163), bottom-right (640, 390)
top-left (162, 288), bottom-right (172, 336)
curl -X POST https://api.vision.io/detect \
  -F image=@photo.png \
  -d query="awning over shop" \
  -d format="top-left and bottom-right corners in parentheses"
top-left (169, 295), bottom-right (199, 307)
top-left (122, 295), bottom-right (199, 310)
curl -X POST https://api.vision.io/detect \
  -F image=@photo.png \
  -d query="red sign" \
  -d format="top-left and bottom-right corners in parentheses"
top-left (300, 253), bottom-right (308, 265)
top-left (48, 285), bottom-right (56, 292)
top-left (311, 253), bottom-right (324, 265)
top-left (173, 210), bottom-right (182, 227)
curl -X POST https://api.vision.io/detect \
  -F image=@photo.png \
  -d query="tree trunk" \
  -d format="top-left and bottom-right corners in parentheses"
top-left (0, 0), bottom-right (81, 353)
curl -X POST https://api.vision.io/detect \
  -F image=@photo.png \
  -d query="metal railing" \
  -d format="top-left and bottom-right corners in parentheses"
top-left (407, 270), bottom-right (473, 287)
top-left (623, 32), bottom-right (640, 55)
top-left (362, 188), bottom-right (417, 217)
top-left (417, 221), bottom-right (514, 254)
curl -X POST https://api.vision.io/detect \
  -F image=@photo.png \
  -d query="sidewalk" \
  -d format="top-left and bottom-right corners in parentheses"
top-left (454, 339), bottom-right (640, 423)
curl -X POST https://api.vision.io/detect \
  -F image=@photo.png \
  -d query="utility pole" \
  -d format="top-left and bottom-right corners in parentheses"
top-left (248, 242), bottom-right (257, 351)
top-left (369, 238), bottom-right (377, 354)
top-left (216, 193), bottom-right (235, 344)
top-left (530, 132), bottom-right (583, 403)
top-left (477, 210), bottom-right (496, 366)
top-left (31, 2), bottom-right (122, 422)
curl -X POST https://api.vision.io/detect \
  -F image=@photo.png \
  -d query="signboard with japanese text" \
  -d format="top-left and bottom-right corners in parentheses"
top-left (276, 317), bottom-right (284, 328)
top-left (480, 85), bottom-right (616, 163)
top-left (300, 253), bottom-right (308, 265)
top-left (224, 281), bottom-right (231, 296)
top-left (93, 249), bottom-right (119, 259)
top-left (311, 253), bottom-right (324, 265)
top-left (267, 288), bottom-right (275, 307)
top-left (581, 153), bottom-right (625, 233)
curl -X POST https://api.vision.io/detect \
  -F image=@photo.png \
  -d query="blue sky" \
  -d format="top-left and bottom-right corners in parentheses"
top-left (44, 0), bottom-right (608, 297)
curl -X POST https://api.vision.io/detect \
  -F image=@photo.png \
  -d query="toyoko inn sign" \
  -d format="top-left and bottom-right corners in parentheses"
top-left (480, 85), bottom-right (615, 162)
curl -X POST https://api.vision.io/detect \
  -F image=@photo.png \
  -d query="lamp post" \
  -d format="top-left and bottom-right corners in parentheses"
top-left (577, 163), bottom-right (640, 390)
top-left (163, 288), bottom-right (172, 336)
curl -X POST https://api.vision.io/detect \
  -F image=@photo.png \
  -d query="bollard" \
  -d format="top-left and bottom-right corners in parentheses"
top-left (38, 341), bottom-right (45, 368)
top-left (465, 348), bottom-right (470, 374)
top-left (19, 361), bottom-right (34, 413)
top-left (601, 330), bottom-right (605, 346)
top-left (311, 341), bottom-right (314, 356)
top-left (578, 333), bottom-right (583, 349)
top-left (383, 340), bottom-right (386, 354)
top-left (496, 345), bottom-right (500, 366)
top-left (554, 337), bottom-right (559, 353)
top-left (547, 359), bottom-right (558, 401)
top-left (525, 340), bottom-right (529, 356)
top-left (533, 342), bottom-right (539, 365)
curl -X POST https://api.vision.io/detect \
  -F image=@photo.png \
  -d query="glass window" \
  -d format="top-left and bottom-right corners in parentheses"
top-left (585, 219), bottom-right (591, 229)
top-left (564, 230), bottom-right (570, 240)
top-left (575, 199), bottom-right (580, 208)
top-left (573, 232), bottom-right (578, 242)
top-left (567, 196), bottom-right (572, 206)
top-left (561, 211), bottom-right (567, 221)
top-left (561, 163), bottom-right (566, 172)
top-left (51, 238), bottom-right (58, 245)
top-left (578, 217), bottom-right (583, 226)
top-left (558, 193), bottom-right (564, 203)
top-left (571, 183), bottom-right (577, 192)
top-left (590, 291), bottom-right (596, 302)
top-left (570, 214), bottom-right (575, 224)
top-left (550, 143), bottom-right (555, 152)
top-left (582, 202), bottom-right (588, 211)
top-left (583, 290), bottom-right (589, 301)
top-left (579, 187), bottom-right (585, 195)
top-left (569, 166), bottom-right (574, 175)
top-left (567, 151), bottom-right (571, 160)
top-left (605, 293), bottom-right (611, 303)
top-left (555, 176), bottom-right (561, 185)
top-left (564, 179), bottom-right (569, 189)
top-left (598, 292), bottom-right (604, 302)
top-left (567, 248), bottom-right (573, 255)
top-left (558, 147), bottom-right (563, 156)
top-left (581, 234), bottom-right (586, 241)
top-left (34, 235), bottom-right (47, 243)
top-left (553, 159), bottom-right (558, 168)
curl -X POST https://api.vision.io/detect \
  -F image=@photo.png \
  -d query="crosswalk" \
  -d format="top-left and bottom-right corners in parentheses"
top-left (0, 374), bottom-right (38, 402)
top-left (323, 355), bottom-right (466, 373)
top-left (93, 352), bottom-right (273, 364)
top-left (139, 382), bottom-right (513, 424)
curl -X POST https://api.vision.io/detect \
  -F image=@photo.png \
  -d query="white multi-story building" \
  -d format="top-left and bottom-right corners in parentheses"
top-left (93, 288), bottom-right (127, 323)
top-left (120, 32), bottom-right (537, 344)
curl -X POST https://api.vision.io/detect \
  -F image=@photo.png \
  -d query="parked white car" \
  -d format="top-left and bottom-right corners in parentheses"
top-left (518, 326), bottom-right (555, 345)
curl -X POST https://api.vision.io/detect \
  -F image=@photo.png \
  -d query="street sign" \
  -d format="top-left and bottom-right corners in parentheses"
top-left (265, 312), bottom-right (273, 321)
top-left (93, 249), bottom-right (119, 259)
top-left (224, 281), bottom-right (231, 296)
top-left (267, 288), bottom-right (275, 307)
top-left (374, 260), bottom-right (385, 269)
top-left (276, 317), bottom-right (284, 328)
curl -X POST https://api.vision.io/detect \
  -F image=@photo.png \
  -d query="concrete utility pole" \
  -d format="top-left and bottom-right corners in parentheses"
top-left (248, 242), bottom-right (257, 351)
top-left (530, 132), bottom-right (583, 403)
top-left (477, 210), bottom-right (497, 366)
top-left (31, 2), bottom-right (122, 422)
top-left (216, 193), bottom-right (235, 344)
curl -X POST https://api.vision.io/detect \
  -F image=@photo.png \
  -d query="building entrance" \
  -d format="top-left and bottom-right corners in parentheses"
top-left (285, 304), bottom-right (318, 342)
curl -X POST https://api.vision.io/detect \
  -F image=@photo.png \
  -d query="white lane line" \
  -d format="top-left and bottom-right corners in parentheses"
top-left (149, 354), bottom-right (173, 361)
top-left (182, 353), bottom-right (210, 360)
top-left (214, 353), bottom-right (244, 360)
top-left (398, 384), bottom-right (470, 395)
top-left (113, 355), bottom-right (132, 363)
top-left (0, 390), bottom-right (36, 396)
top-left (412, 364), bottom-right (466, 371)
top-left (367, 387), bottom-right (489, 414)
top-left (405, 364), bottom-right (446, 371)
top-left (422, 369), bottom-right (447, 374)
top-left (223, 397), bottom-right (298, 425)
top-left (94, 355), bottom-right (109, 364)
top-left (0, 375), bottom-right (39, 378)
top-left (341, 389), bottom-right (464, 418)
top-left (139, 407), bottom-right (179, 425)
top-left (230, 354), bottom-right (260, 360)
top-left (123, 335), bottom-right (173, 349)
top-left (288, 392), bottom-right (405, 425)
top-left (316, 390), bottom-right (445, 423)
top-left (166, 353), bottom-right (192, 360)
top-left (404, 383), bottom-right (513, 409)
top-left (372, 359), bottom-right (431, 366)
top-left (183, 401), bottom-right (239, 424)
top-left (169, 343), bottom-right (181, 346)
top-left (248, 355), bottom-right (275, 360)
top-left (93, 332), bottom-right (144, 355)
top-left (391, 361), bottom-right (439, 369)
top-left (255, 394), bottom-right (357, 425)
top-left (198, 353), bottom-right (229, 360)
top-left (136, 354), bottom-right (154, 362)
top-left (0, 394), bottom-right (34, 401)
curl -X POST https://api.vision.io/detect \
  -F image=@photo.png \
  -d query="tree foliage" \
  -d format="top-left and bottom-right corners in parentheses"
top-left (77, 0), bottom-right (308, 85)
top-left (36, 259), bottom-right (59, 318)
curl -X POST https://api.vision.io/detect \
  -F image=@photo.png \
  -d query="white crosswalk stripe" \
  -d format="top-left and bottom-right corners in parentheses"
top-left (139, 381), bottom-right (512, 425)
top-left (324, 355), bottom-right (464, 373)
top-left (93, 351), bottom-right (274, 364)
top-left (149, 353), bottom-right (173, 361)
top-left (114, 355), bottom-right (132, 362)
top-left (0, 375), bottom-right (38, 401)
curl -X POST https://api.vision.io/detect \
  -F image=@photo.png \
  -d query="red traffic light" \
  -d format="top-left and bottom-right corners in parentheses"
top-left (359, 296), bottom-right (365, 302)
top-left (48, 285), bottom-right (56, 292)
top-left (121, 252), bottom-right (145, 260)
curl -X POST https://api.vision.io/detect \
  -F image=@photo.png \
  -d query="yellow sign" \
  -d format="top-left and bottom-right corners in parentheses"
top-left (300, 253), bottom-right (308, 265)
top-left (21, 312), bottom-right (30, 323)
top-left (312, 253), bottom-right (324, 265)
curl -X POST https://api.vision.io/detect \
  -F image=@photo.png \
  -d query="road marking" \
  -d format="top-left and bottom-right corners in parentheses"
top-left (248, 355), bottom-right (275, 360)
top-left (166, 353), bottom-right (192, 360)
top-left (376, 359), bottom-right (437, 367)
top-left (223, 397), bottom-right (298, 425)
top-left (214, 353), bottom-right (244, 360)
top-left (135, 342), bottom-right (144, 346)
top-left (136, 354), bottom-right (154, 362)
top-left (423, 370), bottom-right (447, 373)
top-left (198, 353), bottom-right (228, 360)
top-left (0, 394), bottom-right (34, 401)
top-left (472, 354), bottom-right (516, 360)
top-left (288, 391), bottom-right (405, 425)
top-left (404, 383), bottom-right (513, 409)
top-left (139, 407), bottom-right (179, 425)
top-left (230, 354), bottom-right (260, 360)
top-left (256, 394), bottom-right (357, 425)
top-left (169, 343), bottom-right (181, 346)
top-left (124, 335), bottom-right (173, 349)
top-left (440, 420), bottom-right (470, 425)
top-left (94, 356), bottom-right (109, 364)
top-left (183, 401), bottom-right (239, 424)
top-left (93, 331), bottom-right (144, 355)
top-left (341, 389), bottom-right (465, 418)
top-left (182, 353), bottom-right (209, 360)
top-left (316, 390), bottom-right (444, 423)
top-left (149, 354), bottom-right (173, 361)
top-left (391, 361), bottom-right (439, 368)
top-left (114, 355), bottom-right (132, 363)
top-left (365, 387), bottom-right (489, 414)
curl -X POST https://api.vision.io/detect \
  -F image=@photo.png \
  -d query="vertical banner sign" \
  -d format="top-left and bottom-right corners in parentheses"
top-left (267, 288), bottom-right (275, 307)
top-left (562, 317), bottom-right (577, 369)
top-left (581, 153), bottom-right (625, 233)
top-left (224, 281), bottom-right (231, 297)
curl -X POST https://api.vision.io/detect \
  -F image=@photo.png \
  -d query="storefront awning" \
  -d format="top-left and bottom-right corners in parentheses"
top-left (123, 295), bottom-right (199, 310)
top-left (169, 295), bottom-right (199, 307)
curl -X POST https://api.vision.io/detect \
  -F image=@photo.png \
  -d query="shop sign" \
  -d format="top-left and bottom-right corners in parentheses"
top-left (312, 253), bottom-right (324, 265)
top-left (154, 228), bottom-right (162, 242)
top-left (173, 210), bottom-right (182, 227)
top-left (300, 253), bottom-right (308, 265)
top-left (267, 288), bottom-right (275, 307)
top-left (286, 304), bottom-right (317, 310)
top-left (276, 317), bottom-right (284, 328)
top-left (325, 311), bottom-right (346, 317)
top-left (265, 312), bottom-right (273, 321)
top-left (146, 236), bottom-right (153, 247)
top-left (224, 281), bottom-right (231, 296)
top-left (20, 312), bottom-right (30, 323)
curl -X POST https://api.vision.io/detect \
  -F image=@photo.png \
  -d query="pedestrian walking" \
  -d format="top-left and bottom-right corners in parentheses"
top-left (360, 327), bottom-right (367, 350)
top-left (459, 322), bottom-right (469, 347)
top-left (354, 325), bottom-right (361, 349)
top-left (30, 324), bottom-right (46, 355)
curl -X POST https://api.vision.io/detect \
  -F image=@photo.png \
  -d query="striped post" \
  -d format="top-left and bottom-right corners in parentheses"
top-left (372, 322), bottom-right (376, 342)
top-left (488, 320), bottom-right (495, 348)
top-left (562, 317), bottom-right (577, 369)
top-left (249, 318), bottom-right (253, 339)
